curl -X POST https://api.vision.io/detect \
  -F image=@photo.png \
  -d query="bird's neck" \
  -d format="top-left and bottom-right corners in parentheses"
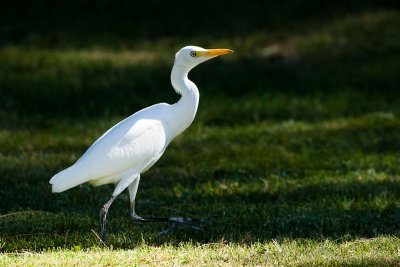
top-left (170, 63), bottom-right (200, 135)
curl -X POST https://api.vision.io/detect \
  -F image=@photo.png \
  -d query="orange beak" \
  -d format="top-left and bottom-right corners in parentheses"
top-left (204, 49), bottom-right (234, 57)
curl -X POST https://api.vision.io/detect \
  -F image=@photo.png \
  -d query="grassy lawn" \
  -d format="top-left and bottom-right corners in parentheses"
top-left (1, 1), bottom-right (400, 265)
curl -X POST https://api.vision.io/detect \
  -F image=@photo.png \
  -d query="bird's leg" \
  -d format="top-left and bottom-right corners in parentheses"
top-left (127, 176), bottom-right (171, 222)
top-left (128, 176), bottom-right (146, 222)
top-left (100, 195), bottom-right (116, 243)
top-left (127, 176), bottom-right (205, 233)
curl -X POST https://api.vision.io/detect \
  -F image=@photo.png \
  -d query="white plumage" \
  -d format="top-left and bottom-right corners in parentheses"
top-left (50, 103), bottom-right (170, 194)
top-left (49, 45), bottom-right (233, 242)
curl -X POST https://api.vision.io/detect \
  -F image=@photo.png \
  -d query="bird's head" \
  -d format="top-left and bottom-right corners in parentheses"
top-left (174, 46), bottom-right (233, 70)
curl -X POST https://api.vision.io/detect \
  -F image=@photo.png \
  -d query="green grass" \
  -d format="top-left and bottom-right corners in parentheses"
top-left (1, 237), bottom-right (399, 266)
top-left (1, 1), bottom-right (400, 265)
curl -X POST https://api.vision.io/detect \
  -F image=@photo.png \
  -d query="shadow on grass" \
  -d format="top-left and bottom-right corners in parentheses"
top-left (1, 7), bottom-right (399, 128)
top-left (1, 0), bottom-right (396, 47)
top-left (0, 105), bottom-right (399, 251)
top-left (0, 159), bottom-right (399, 251)
top-left (1, 55), bottom-right (399, 128)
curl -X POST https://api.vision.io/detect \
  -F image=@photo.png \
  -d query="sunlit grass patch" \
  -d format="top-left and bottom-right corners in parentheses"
top-left (1, 237), bottom-right (399, 266)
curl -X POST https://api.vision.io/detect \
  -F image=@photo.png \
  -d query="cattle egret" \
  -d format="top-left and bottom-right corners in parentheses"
top-left (49, 46), bottom-right (233, 242)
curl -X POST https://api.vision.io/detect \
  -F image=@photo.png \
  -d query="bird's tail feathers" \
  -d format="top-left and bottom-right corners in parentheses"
top-left (49, 165), bottom-right (87, 193)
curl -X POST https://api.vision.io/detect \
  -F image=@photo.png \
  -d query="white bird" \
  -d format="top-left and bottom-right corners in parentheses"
top-left (49, 46), bottom-right (233, 242)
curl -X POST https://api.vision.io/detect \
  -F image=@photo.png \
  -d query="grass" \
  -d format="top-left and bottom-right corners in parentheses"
top-left (1, 237), bottom-right (399, 266)
top-left (1, 1), bottom-right (400, 265)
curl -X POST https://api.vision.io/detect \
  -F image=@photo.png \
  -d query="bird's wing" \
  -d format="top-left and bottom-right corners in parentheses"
top-left (50, 105), bottom-right (169, 192)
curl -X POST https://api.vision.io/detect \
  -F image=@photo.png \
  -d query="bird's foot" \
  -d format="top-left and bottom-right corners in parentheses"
top-left (167, 216), bottom-right (206, 224)
top-left (130, 213), bottom-right (206, 235)
top-left (131, 213), bottom-right (206, 224)
top-left (158, 222), bottom-right (204, 236)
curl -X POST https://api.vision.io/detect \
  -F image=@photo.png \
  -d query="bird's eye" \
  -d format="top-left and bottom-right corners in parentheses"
top-left (190, 51), bottom-right (197, 57)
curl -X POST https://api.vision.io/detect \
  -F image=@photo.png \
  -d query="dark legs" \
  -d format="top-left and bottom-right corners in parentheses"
top-left (100, 196), bottom-right (203, 244)
top-left (128, 175), bottom-right (203, 225)
top-left (99, 172), bottom-right (138, 243)
top-left (130, 200), bottom-right (202, 224)
top-left (100, 195), bottom-right (116, 243)
top-left (99, 175), bottom-right (205, 244)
